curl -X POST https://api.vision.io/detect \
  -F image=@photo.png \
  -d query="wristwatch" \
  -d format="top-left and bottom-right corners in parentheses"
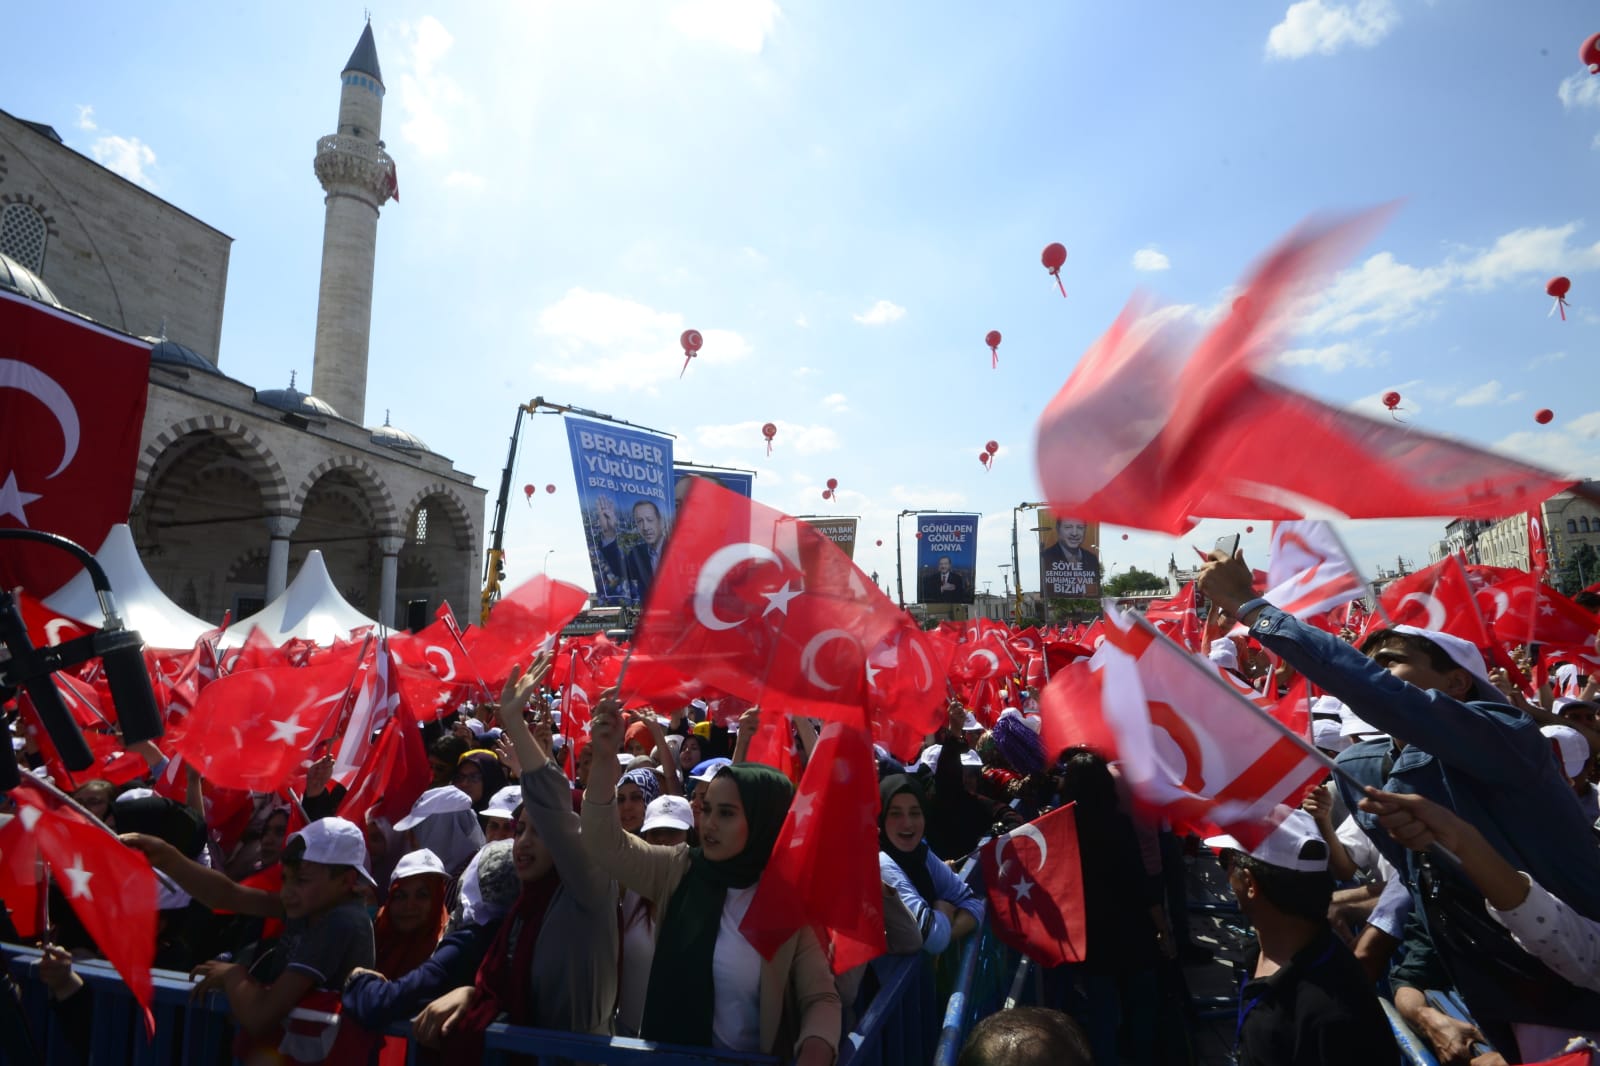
top-left (1236, 597), bottom-right (1272, 622)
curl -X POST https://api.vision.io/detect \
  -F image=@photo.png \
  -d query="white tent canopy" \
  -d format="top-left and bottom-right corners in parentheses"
top-left (45, 524), bottom-right (216, 650)
top-left (221, 550), bottom-right (379, 647)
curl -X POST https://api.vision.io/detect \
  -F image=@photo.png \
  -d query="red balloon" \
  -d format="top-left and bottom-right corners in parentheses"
top-left (1583, 32), bottom-right (1600, 73)
top-left (875, 539), bottom-right (883, 547)
top-left (1547, 276), bottom-right (1571, 299)
top-left (822, 489), bottom-right (832, 500)
top-left (1041, 243), bottom-right (1067, 271)
top-left (1245, 525), bottom-right (1254, 533)
top-left (1121, 533), bottom-right (1129, 540)
top-left (680, 329), bottom-right (704, 352)
top-left (523, 484), bottom-right (534, 498)
top-left (545, 484), bottom-right (556, 494)
top-left (985, 330), bottom-right (1002, 348)
top-left (1536, 408), bottom-right (1554, 424)
top-left (1382, 391), bottom-right (1401, 410)
top-left (826, 478), bottom-right (838, 491)
top-left (985, 440), bottom-right (999, 455)
top-left (914, 531), bottom-right (922, 539)
top-left (978, 452), bottom-right (991, 467)
top-left (761, 422), bottom-right (777, 440)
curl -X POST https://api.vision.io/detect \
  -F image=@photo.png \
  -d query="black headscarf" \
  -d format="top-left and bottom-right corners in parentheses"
top-left (640, 764), bottom-right (793, 1048)
top-left (878, 775), bottom-right (938, 904)
top-left (114, 793), bottom-right (205, 859)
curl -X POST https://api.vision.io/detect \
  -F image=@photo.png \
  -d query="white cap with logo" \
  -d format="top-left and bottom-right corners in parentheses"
top-left (290, 817), bottom-right (377, 886)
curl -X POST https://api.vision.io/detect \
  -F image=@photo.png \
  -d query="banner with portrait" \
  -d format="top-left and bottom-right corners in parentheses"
top-left (565, 416), bottom-right (676, 607)
top-left (672, 466), bottom-right (754, 513)
top-left (1038, 512), bottom-right (1101, 598)
top-left (916, 514), bottom-right (979, 605)
top-left (801, 516), bottom-right (859, 560)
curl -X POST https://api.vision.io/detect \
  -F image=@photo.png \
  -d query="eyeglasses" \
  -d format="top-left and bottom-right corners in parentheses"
top-left (454, 769), bottom-right (482, 783)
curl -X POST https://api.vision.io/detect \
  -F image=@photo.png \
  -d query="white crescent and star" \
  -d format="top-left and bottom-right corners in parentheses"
top-left (62, 855), bottom-right (94, 900)
top-left (993, 822), bottom-right (1050, 875)
top-left (1398, 592), bottom-right (1446, 631)
top-left (968, 649), bottom-right (1001, 678)
top-left (268, 711), bottom-right (309, 745)
top-left (0, 360), bottom-right (82, 525)
top-left (693, 543), bottom-right (784, 631)
top-left (423, 645), bottom-right (457, 681)
top-left (798, 629), bottom-right (857, 692)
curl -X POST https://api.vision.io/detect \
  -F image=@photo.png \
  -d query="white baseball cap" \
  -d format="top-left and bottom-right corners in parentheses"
top-left (1370, 626), bottom-right (1500, 701)
top-left (1205, 808), bottom-right (1329, 874)
top-left (640, 795), bottom-right (694, 835)
top-left (918, 744), bottom-right (943, 771)
top-left (689, 757), bottom-right (733, 784)
top-left (1541, 723), bottom-right (1591, 779)
top-left (394, 786), bottom-right (474, 831)
top-left (1207, 641), bottom-right (1240, 672)
top-left (390, 848), bottom-right (448, 885)
top-left (959, 750), bottom-right (983, 768)
top-left (1311, 717), bottom-right (1350, 754)
top-left (290, 817), bottom-right (377, 886)
top-left (962, 711), bottom-right (981, 731)
top-left (481, 785), bottom-right (522, 822)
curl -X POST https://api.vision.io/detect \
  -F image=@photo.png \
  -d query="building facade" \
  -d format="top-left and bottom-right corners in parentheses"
top-left (0, 24), bottom-right (484, 629)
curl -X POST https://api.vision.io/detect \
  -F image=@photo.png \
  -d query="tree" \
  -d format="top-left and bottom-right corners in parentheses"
top-left (1104, 567), bottom-right (1167, 597)
top-left (1557, 542), bottom-right (1599, 596)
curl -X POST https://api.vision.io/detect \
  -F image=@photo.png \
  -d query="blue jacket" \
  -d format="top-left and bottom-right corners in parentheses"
top-left (341, 920), bottom-right (501, 1029)
top-left (1247, 605), bottom-right (1600, 922)
top-left (878, 848), bottom-right (985, 956)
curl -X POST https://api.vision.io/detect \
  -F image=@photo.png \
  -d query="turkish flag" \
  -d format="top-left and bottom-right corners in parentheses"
top-left (742, 713), bottom-right (800, 783)
top-left (1262, 521), bottom-right (1365, 619)
top-left (981, 802), bottom-right (1086, 967)
top-left (338, 682), bottom-right (430, 826)
top-left (632, 480), bottom-right (903, 722)
top-left (1144, 582), bottom-right (1202, 652)
top-left (950, 628), bottom-right (1019, 686)
top-left (865, 622), bottom-right (955, 756)
top-left (461, 575), bottom-right (589, 691)
top-left (1478, 571), bottom-right (1600, 665)
top-left (1370, 557), bottom-right (1493, 648)
top-left (168, 661), bottom-right (354, 791)
top-left (1034, 212), bottom-right (1581, 534)
top-left (0, 291), bottom-right (152, 596)
top-left (1529, 512), bottom-right (1551, 585)
top-left (0, 776), bottom-right (158, 1029)
top-left (741, 714), bottom-right (886, 974)
top-left (15, 590), bottom-right (96, 648)
top-left (1043, 607), bottom-right (1325, 849)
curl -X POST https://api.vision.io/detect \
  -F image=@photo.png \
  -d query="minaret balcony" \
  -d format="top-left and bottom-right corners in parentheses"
top-left (313, 134), bottom-right (395, 205)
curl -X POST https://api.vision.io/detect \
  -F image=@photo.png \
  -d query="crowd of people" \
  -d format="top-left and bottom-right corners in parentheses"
top-left (2, 546), bottom-right (1600, 1065)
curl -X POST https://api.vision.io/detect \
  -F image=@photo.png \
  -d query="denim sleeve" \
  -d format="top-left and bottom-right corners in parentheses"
top-left (925, 850), bottom-right (985, 927)
top-left (1247, 606), bottom-right (1537, 783)
top-left (880, 854), bottom-right (950, 955)
top-left (341, 926), bottom-right (492, 1028)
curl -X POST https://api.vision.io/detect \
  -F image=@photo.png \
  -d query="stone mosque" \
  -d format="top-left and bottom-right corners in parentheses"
top-left (0, 24), bottom-right (485, 630)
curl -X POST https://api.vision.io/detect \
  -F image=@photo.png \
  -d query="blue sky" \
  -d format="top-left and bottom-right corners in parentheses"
top-left (12, 0), bottom-right (1600, 601)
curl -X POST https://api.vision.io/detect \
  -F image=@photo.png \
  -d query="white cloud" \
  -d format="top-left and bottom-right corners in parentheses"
top-left (442, 170), bottom-right (485, 191)
top-left (792, 366), bottom-right (817, 377)
top-left (1350, 379), bottom-right (1423, 418)
top-left (668, 0), bottom-right (780, 53)
top-left (1277, 341), bottom-right (1373, 372)
top-left (794, 314), bottom-right (809, 328)
top-left (1298, 222), bottom-right (1600, 339)
top-left (1528, 351), bottom-right (1567, 369)
top-left (821, 392), bottom-right (849, 413)
top-left (1593, 132), bottom-right (1600, 151)
top-left (1453, 380), bottom-right (1504, 407)
top-left (91, 135), bottom-right (158, 188)
top-left (534, 288), bottom-right (750, 390)
top-left (1495, 411), bottom-right (1600, 478)
top-left (888, 484), bottom-right (968, 510)
top-left (397, 16), bottom-right (466, 157)
top-left (1266, 0), bottom-right (1398, 60)
top-left (853, 299), bottom-right (906, 326)
top-left (1558, 71), bottom-right (1600, 111)
top-left (1132, 248), bottom-right (1171, 272)
top-left (75, 105), bottom-right (96, 131)
top-left (695, 419), bottom-right (838, 455)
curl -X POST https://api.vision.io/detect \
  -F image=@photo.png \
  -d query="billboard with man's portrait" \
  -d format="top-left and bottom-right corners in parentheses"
top-left (565, 416), bottom-right (675, 607)
top-left (916, 514), bottom-right (978, 605)
top-left (1038, 512), bottom-right (1100, 598)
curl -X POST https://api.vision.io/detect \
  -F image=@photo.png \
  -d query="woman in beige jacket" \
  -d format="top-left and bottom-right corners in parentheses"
top-left (582, 701), bottom-right (840, 1064)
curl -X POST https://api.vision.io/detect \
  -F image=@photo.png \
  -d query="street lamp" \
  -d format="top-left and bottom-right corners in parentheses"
top-left (542, 549), bottom-right (554, 574)
top-left (1012, 501), bottom-right (1045, 623)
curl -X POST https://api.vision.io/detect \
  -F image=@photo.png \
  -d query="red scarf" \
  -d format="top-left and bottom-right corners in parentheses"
top-left (442, 870), bottom-right (560, 1064)
top-left (373, 877), bottom-right (448, 980)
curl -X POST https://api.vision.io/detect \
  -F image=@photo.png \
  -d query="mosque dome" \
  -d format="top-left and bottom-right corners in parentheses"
top-left (0, 252), bottom-right (62, 307)
top-left (368, 411), bottom-right (429, 452)
top-left (148, 338), bottom-right (223, 376)
top-left (255, 372), bottom-right (341, 419)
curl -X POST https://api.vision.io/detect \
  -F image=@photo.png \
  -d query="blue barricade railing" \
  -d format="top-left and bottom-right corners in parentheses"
top-left (3, 942), bottom-right (941, 1066)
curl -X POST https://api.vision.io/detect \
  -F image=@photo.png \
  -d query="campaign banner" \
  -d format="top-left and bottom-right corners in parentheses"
top-left (802, 516), bottom-right (859, 560)
top-left (917, 514), bottom-right (979, 605)
top-left (673, 466), bottom-right (754, 511)
top-left (565, 416), bottom-right (675, 607)
top-left (1038, 512), bottom-right (1101, 598)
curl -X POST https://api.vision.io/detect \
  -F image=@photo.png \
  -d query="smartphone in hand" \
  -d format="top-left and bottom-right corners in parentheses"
top-left (1214, 533), bottom-right (1241, 558)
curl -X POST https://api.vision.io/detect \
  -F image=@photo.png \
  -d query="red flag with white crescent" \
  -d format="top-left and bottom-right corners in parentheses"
top-left (0, 291), bottom-right (151, 596)
top-left (981, 802), bottom-right (1087, 967)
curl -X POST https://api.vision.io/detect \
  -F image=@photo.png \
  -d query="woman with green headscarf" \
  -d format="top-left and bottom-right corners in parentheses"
top-left (582, 701), bottom-right (840, 1063)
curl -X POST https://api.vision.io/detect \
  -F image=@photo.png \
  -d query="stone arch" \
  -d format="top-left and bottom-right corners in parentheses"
top-left (130, 425), bottom-right (286, 621)
top-left (136, 414), bottom-right (290, 513)
top-left (397, 483), bottom-right (479, 626)
top-left (292, 454), bottom-right (400, 536)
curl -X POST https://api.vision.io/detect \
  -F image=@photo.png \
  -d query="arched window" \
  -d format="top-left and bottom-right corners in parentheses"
top-left (414, 507), bottom-right (428, 544)
top-left (0, 204), bottom-right (48, 273)
top-left (1569, 519), bottom-right (1580, 534)
top-left (1581, 517), bottom-right (1592, 533)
